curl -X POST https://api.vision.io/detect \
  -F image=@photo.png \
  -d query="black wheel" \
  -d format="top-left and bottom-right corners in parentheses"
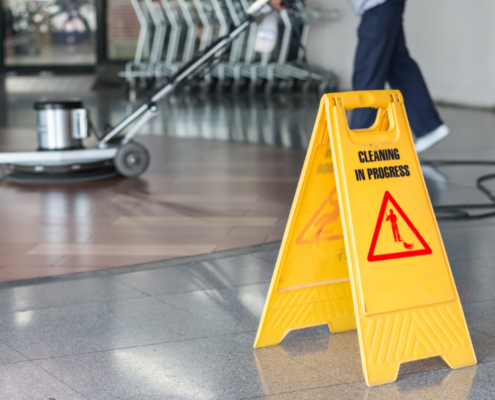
top-left (114, 142), bottom-right (150, 177)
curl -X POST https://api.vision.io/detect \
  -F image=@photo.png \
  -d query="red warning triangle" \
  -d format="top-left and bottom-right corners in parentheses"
top-left (368, 191), bottom-right (432, 262)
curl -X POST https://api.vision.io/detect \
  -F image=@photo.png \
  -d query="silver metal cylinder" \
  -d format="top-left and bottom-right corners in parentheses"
top-left (35, 100), bottom-right (89, 150)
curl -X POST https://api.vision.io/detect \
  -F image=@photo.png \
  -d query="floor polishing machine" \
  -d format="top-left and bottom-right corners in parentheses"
top-left (0, 0), bottom-right (275, 183)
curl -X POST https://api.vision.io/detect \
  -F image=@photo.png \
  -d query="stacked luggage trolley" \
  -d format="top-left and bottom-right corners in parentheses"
top-left (120, 0), bottom-right (340, 92)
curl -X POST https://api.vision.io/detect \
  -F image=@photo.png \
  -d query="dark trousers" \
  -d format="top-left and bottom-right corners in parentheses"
top-left (350, 0), bottom-right (443, 137)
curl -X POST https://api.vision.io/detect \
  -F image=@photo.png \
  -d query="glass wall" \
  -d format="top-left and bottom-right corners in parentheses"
top-left (106, 0), bottom-right (139, 60)
top-left (2, 0), bottom-right (97, 66)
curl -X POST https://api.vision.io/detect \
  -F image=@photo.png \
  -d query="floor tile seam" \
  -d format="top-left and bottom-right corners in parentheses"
top-left (434, 179), bottom-right (484, 191)
top-left (238, 380), bottom-right (366, 400)
top-left (240, 253), bottom-right (277, 265)
top-left (293, 360), bottom-right (453, 388)
top-left (141, 279), bottom-right (272, 298)
top-left (84, 233), bottom-right (101, 244)
top-left (111, 254), bottom-right (274, 295)
top-left (0, 293), bottom-right (155, 316)
top-left (111, 278), bottom-right (226, 296)
top-left (442, 216), bottom-right (495, 228)
top-left (28, 330), bottom-right (260, 362)
top-left (346, 360), bottom-right (485, 390)
top-left (438, 219), bottom-right (493, 231)
top-left (462, 298), bottom-right (495, 306)
top-left (0, 358), bottom-right (31, 367)
top-left (151, 295), bottom-right (230, 322)
top-left (152, 289), bottom-right (266, 328)
top-left (51, 254), bottom-right (69, 267)
top-left (0, 336), bottom-right (31, 360)
top-left (249, 253), bottom-right (276, 263)
top-left (470, 327), bottom-right (495, 340)
top-left (440, 221), bottom-right (495, 231)
top-left (267, 343), bottom-right (363, 384)
top-left (450, 254), bottom-right (495, 264)
top-left (471, 358), bottom-right (495, 368)
top-left (471, 357), bottom-right (495, 367)
top-left (270, 350), bottom-right (352, 385)
top-left (440, 225), bottom-right (495, 238)
top-left (112, 278), bottom-right (154, 298)
top-left (220, 280), bottom-right (272, 291)
top-left (439, 208), bottom-right (495, 219)
top-left (103, 214), bottom-right (122, 226)
top-left (263, 235), bottom-right (281, 244)
top-left (451, 266), bottom-right (495, 278)
top-left (23, 243), bottom-right (41, 254)
top-left (0, 241), bottom-right (282, 289)
top-left (106, 198), bottom-right (144, 213)
top-left (35, 361), bottom-right (90, 399)
top-left (471, 327), bottom-right (495, 339)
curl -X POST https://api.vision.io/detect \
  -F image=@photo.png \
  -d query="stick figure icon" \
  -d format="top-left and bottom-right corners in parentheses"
top-left (386, 210), bottom-right (399, 242)
top-left (386, 210), bottom-right (414, 250)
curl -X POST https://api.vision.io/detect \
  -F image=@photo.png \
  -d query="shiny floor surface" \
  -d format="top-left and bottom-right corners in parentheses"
top-left (1, 81), bottom-right (495, 282)
top-left (0, 82), bottom-right (318, 282)
top-left (0, 241), bottom-right (494, 399)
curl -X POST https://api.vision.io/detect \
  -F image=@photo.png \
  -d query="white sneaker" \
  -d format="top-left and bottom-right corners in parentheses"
top-left (415, 124), bottom-right (450, 153)
top-left (254, 11), bottom-right (278, 54)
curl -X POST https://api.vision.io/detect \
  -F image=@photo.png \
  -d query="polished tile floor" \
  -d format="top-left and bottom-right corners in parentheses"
top-left (0, 240), bottom-right (494, 399)
top-left (0, 82), bottom-right (318, 281)
top-left (0, 140), bottom-right (303, 281)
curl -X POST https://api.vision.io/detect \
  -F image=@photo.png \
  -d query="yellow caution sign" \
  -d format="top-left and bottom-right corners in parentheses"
top-left (254, 90), bottom-right (476, 386)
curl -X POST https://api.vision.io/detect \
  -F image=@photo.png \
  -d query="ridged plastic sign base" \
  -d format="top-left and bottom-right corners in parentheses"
top-left (253, 90), bottom-right (476, 387)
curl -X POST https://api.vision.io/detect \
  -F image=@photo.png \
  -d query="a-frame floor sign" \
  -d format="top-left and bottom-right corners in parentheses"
top-left (253, 90), bottom-right (476, 386)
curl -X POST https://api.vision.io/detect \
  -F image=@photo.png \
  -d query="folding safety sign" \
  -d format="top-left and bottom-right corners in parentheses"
top-left (254, 90), bottom-right (476, 387)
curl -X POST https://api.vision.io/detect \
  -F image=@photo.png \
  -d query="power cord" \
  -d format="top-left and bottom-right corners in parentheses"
top-left (421, 159), bottom-right (495, 220)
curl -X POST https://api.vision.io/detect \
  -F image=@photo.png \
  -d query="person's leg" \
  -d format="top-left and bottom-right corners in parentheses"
top-left (393, 226), bottom-right (399, 242)
top-left (350, 0), bottom-right (404, 130)
top-left (388, 25), bottom-right (443, 137)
